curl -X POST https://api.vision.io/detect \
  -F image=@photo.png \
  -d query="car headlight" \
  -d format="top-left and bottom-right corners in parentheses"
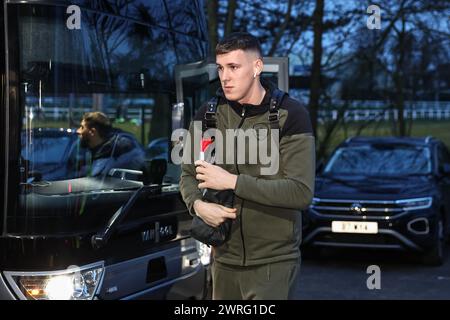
top-left (3, 262), bottom-right (104, 300)
top-left (396, 197), bottom-right (433, 211)
top-left (196, 241), bottom-right (211, 266)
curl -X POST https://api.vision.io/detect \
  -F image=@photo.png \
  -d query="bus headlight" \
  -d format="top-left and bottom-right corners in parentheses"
top-left (3, 262), bottom-right (104, 300)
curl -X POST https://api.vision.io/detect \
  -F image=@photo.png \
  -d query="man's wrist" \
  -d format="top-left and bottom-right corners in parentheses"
top-left (193, 199), bottom-right (203, 214)
top-left (228, 174), bottom-right (238, 190)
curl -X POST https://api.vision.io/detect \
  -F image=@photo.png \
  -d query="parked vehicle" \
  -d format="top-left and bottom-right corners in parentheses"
top-left (303, 136), bottom-right (450, 265)
top-left (0, 0), bottom-right (210, 300)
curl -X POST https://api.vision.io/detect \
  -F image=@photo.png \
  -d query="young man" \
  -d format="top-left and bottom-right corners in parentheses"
top-left (77, 112), bottom-right (145, 176)
top-left (180, 32), bottom-right (315, 299)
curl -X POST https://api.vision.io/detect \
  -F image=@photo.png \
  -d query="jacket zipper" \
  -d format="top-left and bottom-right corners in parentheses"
top-left (236, 105), bottom-right (247, 266)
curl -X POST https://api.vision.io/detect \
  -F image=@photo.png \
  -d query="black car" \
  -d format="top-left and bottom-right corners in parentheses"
top-left (303, 136), bottom-right (450, 265)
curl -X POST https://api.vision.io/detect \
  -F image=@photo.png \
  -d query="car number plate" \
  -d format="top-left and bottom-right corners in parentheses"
top-left (331, 221), bottom-right (378, 234)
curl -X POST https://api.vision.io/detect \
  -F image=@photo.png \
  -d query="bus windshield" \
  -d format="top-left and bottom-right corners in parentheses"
top-left (7, 1), bottom-right (207, 235)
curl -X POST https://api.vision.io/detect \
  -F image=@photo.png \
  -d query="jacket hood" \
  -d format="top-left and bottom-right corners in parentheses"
top-left (91, 130), bottom-right (136, 160)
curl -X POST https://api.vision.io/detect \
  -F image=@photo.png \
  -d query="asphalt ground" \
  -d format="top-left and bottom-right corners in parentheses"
top-left (296, 245), bottom-right (450, 299)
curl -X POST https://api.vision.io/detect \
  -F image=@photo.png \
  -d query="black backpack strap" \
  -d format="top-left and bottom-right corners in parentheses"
top-left (204, 96), bottom-right (219, 130)
top-left (268, 89), bottom-right (286, 129)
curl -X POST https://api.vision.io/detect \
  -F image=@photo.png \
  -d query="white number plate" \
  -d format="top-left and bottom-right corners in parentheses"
top-left (331, 221), bottom-right (378, 234)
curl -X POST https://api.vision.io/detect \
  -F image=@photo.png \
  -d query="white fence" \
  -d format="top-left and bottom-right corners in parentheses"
top-left (318, 107), bottom-right (450, 123)
top-left (24, 102), bottom-right (450, 124)
top-left (24, 106), bottom-right (153, 122)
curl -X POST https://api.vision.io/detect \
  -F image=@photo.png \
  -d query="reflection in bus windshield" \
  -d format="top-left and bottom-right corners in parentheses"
top-left (76, 112), bottom-right (145, 177)
top-left (17, 2), bottom-right (204, 185)
top-left (21, 114), bottom-right (147, 182)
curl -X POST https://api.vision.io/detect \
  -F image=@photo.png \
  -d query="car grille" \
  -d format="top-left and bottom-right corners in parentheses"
top-left (310, 199), bottom-right (404, 217)
top-left (315, 233), bottom-right (400, 246)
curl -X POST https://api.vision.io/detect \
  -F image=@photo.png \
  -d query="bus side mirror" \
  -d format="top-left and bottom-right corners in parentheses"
top-left (143, 159), bottom-right (167, 185)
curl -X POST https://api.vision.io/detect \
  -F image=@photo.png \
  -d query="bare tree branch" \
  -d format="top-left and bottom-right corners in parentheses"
top-left (268, 0), bottom-right (294, 56)
top-left (207, 0), bottom-right (219, 57)
top-left (224, 0), bottom-right (237, 37)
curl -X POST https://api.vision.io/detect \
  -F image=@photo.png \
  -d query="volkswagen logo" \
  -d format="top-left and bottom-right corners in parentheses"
top-left (350, 203), bottom-right (363, 214)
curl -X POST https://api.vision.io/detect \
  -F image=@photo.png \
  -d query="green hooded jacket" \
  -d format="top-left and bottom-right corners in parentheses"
top-left (180, 82), bottom-right (315, 266)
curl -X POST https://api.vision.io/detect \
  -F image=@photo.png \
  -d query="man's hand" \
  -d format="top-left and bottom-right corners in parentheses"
top-left (195, 160), bottom-right (238, 190)
top-left (193, 200), bottom-right (237, 227)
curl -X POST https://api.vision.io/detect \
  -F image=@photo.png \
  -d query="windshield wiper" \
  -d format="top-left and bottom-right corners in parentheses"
top-left (91, 184), bottom-right (162, 249)
top-left (91, 159), bottom-right (168, 250)
top-left (322, 174), bottom-right (365, 183)
top-left (364, 173), bottom-right (432, 179)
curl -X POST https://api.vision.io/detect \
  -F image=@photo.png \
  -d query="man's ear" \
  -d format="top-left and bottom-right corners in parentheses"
top-left (254, 58), bottom-right (264, 77)
top-left (89, 127), bottom-right (97, 137)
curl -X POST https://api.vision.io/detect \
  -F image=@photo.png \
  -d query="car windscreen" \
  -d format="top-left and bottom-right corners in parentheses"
top-left (324, 144), bottom-right (432, 176)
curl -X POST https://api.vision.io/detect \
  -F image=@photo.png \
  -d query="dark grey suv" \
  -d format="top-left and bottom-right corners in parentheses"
top-left (303, 136), bottom-right (450, 265)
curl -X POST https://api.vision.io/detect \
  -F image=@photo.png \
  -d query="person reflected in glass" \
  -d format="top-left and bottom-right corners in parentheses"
top-left (76, 112), bottom-right (145, 177)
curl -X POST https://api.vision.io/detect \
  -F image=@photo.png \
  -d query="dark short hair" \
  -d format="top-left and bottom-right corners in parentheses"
top-left (82, 112), bottom-right (112, 138)
top-left (216, 32), bottom-right (262, 58)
